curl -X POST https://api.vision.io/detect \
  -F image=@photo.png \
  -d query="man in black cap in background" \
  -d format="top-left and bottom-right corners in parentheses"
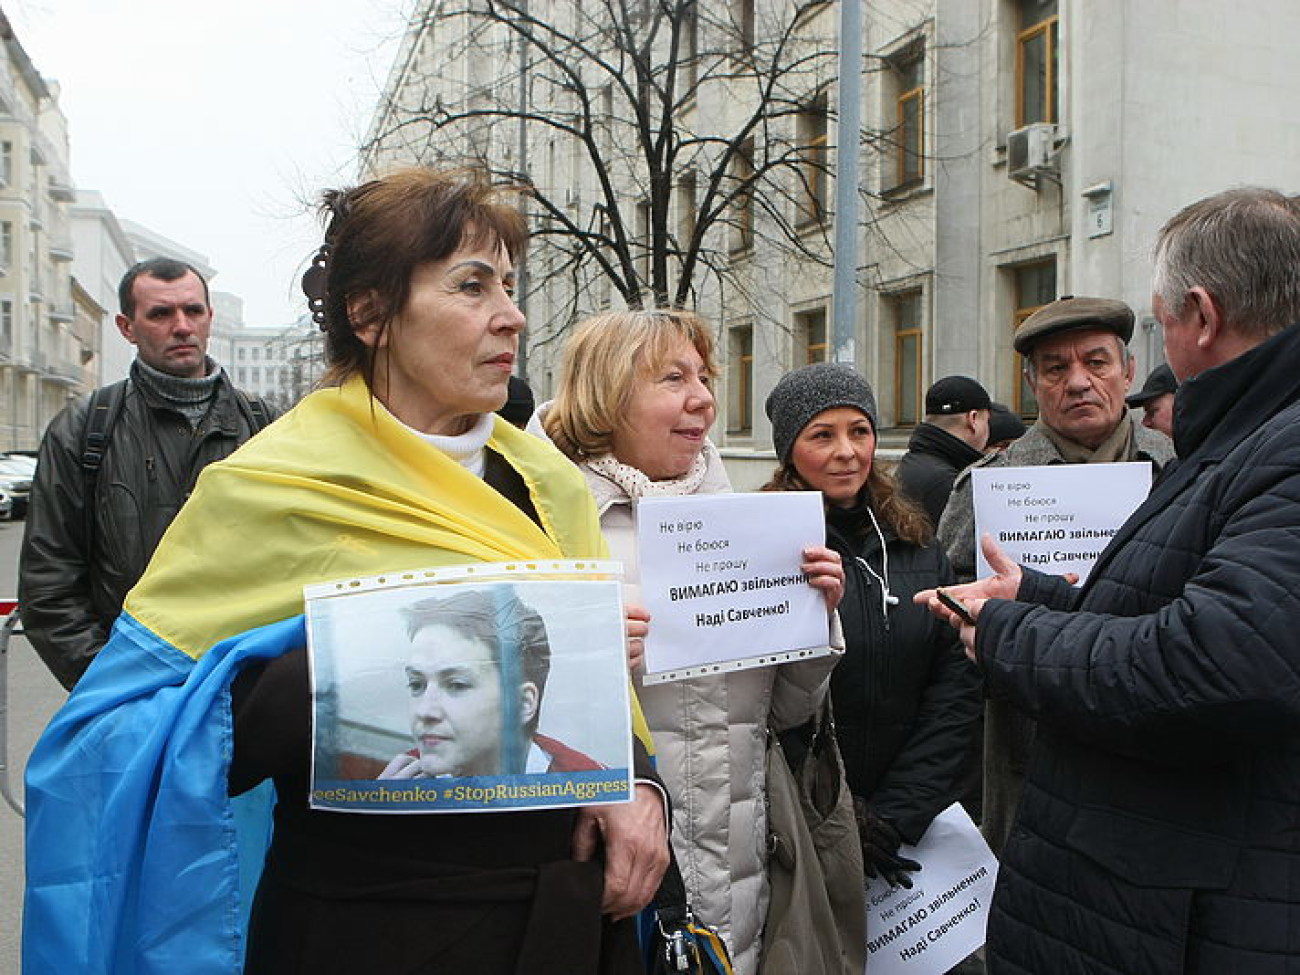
top-left (896, 375), bottom-right (993, 527)
top-left (1126, 361), bottom-right (1177, 438)
top-left (983, 402), bottom-right (1026, 453)
top-left (936, 295), bottom-right (1175, 852)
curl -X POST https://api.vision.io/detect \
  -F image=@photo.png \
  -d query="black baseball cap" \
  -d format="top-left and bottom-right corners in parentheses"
top-left (1126, 363), bottom-right (1177, 408)
top-left (925, 376), bottom-right (992, 415)
top-left (987, 402), bottom-right (1027, 444)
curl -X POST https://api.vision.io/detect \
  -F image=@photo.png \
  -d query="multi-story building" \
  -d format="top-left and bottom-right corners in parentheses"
top-left (365, 0), bottom-right (1300, 486)
top-left (0, 11), bottom-right (80, 450)
top-left (70, 188), bottom-right (135, 384)
top-left (226, 315), bottom-right (324, 411)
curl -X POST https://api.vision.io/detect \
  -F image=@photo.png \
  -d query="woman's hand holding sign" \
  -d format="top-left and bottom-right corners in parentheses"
top-left (802, 545), bottom-right (845, 613)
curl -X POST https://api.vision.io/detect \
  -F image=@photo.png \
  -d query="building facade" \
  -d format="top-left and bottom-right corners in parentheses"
top-left (0, 12), bottom-right (79, 451)
top-left (224, 315), bottom-right (324, 412)
top-left (365, 0), bottom-right (1300, 487)
top-left (70, 189), bottom-right (135, 385)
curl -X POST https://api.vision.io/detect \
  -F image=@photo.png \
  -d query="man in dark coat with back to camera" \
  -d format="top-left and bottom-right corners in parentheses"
top-left (920, 187), bottom-right (1300, 973)
top-left (895, 375), bottom-right (992, 527)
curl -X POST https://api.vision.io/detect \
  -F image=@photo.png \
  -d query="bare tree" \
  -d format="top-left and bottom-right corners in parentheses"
top-left (363, 0), bottom-right (844, 324)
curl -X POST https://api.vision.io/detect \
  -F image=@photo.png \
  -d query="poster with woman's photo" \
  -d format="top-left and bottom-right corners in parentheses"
top-left (303, 562), bottom-right (633, 813)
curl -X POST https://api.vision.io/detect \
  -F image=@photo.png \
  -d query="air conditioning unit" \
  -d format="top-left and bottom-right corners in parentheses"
top-left (1007, 123), bottom-right (1058, 185)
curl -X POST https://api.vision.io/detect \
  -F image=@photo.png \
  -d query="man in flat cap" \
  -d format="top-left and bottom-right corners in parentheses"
top-left (896, 376), bottom-right (993, 527)
top-left (1126, 361), bottom-right (1178, 438)
top-left (920, 185), bottom-right (1300, 975)
top-left (936, 294), bottom-right (1175, 853)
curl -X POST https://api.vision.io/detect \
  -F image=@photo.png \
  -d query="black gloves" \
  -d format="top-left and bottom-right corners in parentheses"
top-left (854, 797), bottom-right (921, 889)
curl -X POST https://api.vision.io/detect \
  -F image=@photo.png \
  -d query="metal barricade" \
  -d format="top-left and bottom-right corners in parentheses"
top-left (0, 600), bottom-right (23, 816)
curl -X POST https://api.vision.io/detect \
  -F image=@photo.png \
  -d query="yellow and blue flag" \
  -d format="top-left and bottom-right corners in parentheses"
top-left (23, 377), bottom-right (644, 974)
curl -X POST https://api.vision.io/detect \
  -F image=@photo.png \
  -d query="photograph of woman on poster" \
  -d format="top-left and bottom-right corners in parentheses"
top-left (379, 586), bottom-right (603, 779)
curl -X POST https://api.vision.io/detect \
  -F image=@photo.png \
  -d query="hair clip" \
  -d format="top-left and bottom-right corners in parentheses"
top-left (301, 244), bottom-right (330, 330)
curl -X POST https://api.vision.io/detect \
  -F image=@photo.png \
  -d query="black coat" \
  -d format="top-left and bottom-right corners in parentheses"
top-left (894, 423), bottom-right (984, 528)
top-left (825, 500), bottom-right (981, 843)
top-left (19, 364), bottom-right (273, 688)
top-left (978, 323), bottom-right (1300, 973)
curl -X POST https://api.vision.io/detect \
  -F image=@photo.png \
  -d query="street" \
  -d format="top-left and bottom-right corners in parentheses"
top-left (0, 520), bottom-right (68, 974)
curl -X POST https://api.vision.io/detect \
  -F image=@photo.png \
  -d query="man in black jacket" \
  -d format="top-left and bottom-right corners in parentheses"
top-left (895, 375), bottom-right (992, 526)
top-left (19, 258), bottom-right (275, 689)
top-left (923, 187), bottom-right (1300, 972)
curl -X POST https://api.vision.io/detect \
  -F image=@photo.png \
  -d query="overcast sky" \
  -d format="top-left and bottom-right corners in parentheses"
top-left (8, 0), bottom-right (411, 326)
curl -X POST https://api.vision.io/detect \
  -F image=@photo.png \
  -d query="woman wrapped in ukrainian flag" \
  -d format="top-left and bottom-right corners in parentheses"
top-left (22, 167), bottom-right (670, 975)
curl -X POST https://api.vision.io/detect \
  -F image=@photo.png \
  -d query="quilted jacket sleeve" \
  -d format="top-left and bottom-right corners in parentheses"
top-left (976, 436), bottom-right (1300, 765)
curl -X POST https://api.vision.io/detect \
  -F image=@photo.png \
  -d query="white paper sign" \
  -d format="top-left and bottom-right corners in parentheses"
top-left (635, 492), bottom-right (832, 683)
top-left (971, 462), bottom-right (1152, 582)
top-left (865, 804), bottom-right (998, 975)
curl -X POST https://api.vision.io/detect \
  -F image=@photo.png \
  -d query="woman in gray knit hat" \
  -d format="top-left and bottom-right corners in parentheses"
top-left (764, 363), bottom-right (981, 899)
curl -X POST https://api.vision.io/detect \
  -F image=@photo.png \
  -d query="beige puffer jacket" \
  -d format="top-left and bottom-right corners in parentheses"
top-left (578, 442), bottom-right (837, 975)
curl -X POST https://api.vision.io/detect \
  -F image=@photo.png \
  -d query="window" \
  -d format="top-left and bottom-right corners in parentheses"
top-left (729, 138), bottom-right (755, 254)
top-left (0, 299), bottom-right (11, 352)
top-left (0, 142), bottom-right (11, 187)
top-left (236, 366), bottom-right (247, 384)
top-left (1012, 260), bottom-right (1056, 414)
top-left (677, 171), bottom-right (697, 254)
top-left (891, 291), bottom-right (923, 424)
top-left (795, 93), bottom-right (829, 227)
top-left (728, 324), bottom-right (754, 435)
top-left (1016, 0), bottom-right (1058, 126)
top-left (251, 346), bottom-right (261, 362)
top-left (680, 1), bottom-right (699, 89)
top-left (731, 0), bottom-right (755, 52)
top-left (890, 45), bottom-right (925, 188)
top-left (635, 199), bottom-right (652, 289)
top-left (237, 346), bottom-right (247, 361)
top-left (795, 306), bottom-right (827, 365)
top-left (0, 222), bottom-right (11, 272)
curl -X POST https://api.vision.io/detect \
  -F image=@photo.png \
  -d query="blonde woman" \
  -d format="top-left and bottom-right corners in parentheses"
top-left (537, 309), bottom-right (844, 974)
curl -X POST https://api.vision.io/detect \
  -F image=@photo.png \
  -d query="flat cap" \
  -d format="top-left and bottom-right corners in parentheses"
top-left (1125, 363), bottom-right (1177, 408)
top-left (1013, 295), bottom-right (1135, 355)
top-left (925, 375), bottom-right (992, 415)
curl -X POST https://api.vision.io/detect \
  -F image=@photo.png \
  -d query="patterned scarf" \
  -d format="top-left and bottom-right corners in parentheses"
top-left (585, 447), bottom-right (710, 499)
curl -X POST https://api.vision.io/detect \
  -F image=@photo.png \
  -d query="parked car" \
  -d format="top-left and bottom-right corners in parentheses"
top-left (0, 456), bottom-right (33, 519)
top-left (0, 486), bottom-right (12, 521)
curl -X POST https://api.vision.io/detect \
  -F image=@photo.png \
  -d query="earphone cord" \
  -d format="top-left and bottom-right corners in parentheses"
top-left (858, 505), bottom-right (899, 615)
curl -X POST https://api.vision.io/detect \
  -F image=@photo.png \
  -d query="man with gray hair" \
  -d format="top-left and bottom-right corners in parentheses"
top-left (937, 295), bottom-right (1175, 852)
top-left (922, 187), bottom-right (1300, 971)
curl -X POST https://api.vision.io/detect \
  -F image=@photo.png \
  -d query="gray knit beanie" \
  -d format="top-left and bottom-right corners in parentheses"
top-left (765, 362), bottom-right (878, 463)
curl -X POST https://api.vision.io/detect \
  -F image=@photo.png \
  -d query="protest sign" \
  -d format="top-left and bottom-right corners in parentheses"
top-left (635, 492), bottom-right (833, 683)
top-left (304, 560), bottom-right (632, 813)
top-left (972, 462), bottom-right (1151, 582)
top-left (865, 804), bottom-right (998, 975)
